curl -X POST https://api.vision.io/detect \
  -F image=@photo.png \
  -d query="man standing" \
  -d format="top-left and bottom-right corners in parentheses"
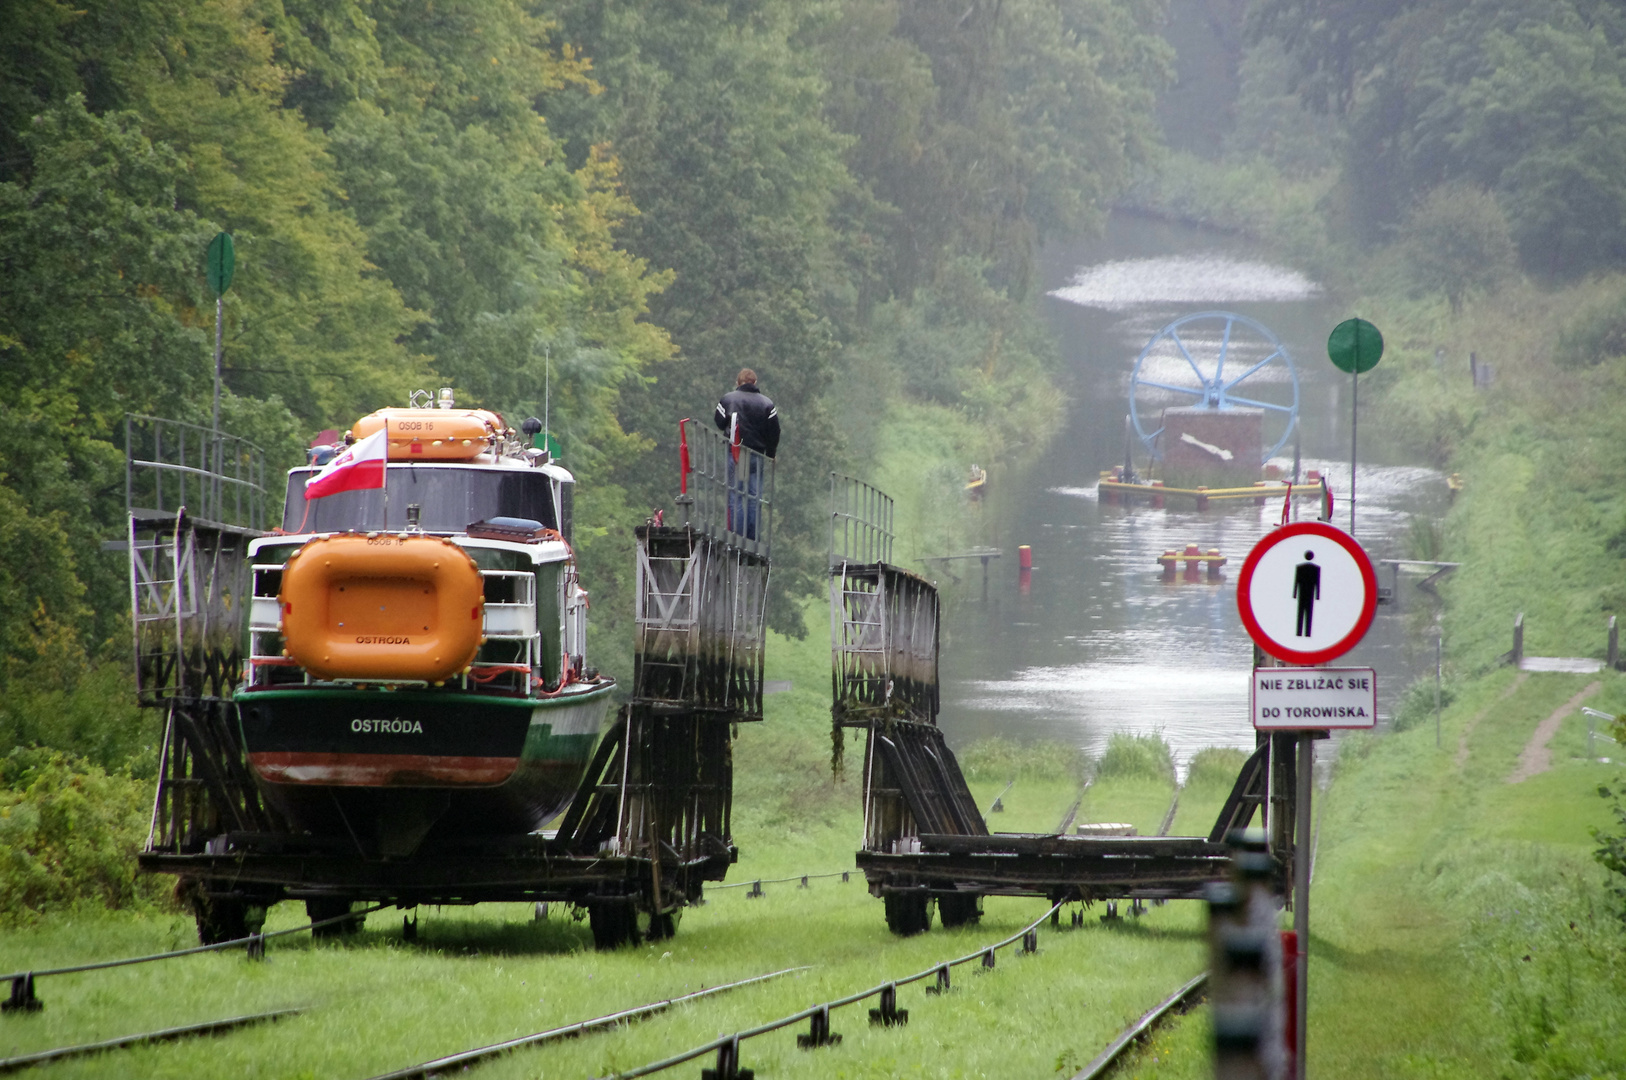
top-left (714, 369), bottom-right (779, 539)
top-left (1293, 550), bottom-right (1320, 638)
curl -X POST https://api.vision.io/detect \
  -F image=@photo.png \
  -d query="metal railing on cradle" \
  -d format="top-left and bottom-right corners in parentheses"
top-left (678, 419), bottom-right (773, 559)
top-left (122, 413), bottom-right (269, 531)
top-left (1, 903), bottom-right (389, 1012)
top-left (829, 473), bottom-right (893, 568)
top-left (595, 901), bottom-right (1067, 1080)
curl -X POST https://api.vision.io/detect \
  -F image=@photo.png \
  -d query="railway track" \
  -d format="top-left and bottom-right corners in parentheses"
top-left (1068, 972), bottom-right (1208, 1080)
top-left (2, 903), bottom-right (389, 1012)
top-left (362, 967), bottom-right (806, 1080)
top-left (0, 1009), bottom-right (302, 1074)
top-left (593, 901), bottom-right (1067, 1080)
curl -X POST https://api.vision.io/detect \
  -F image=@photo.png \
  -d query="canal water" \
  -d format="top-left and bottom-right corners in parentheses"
top-left (935, 213), bottom-right (1452, 774)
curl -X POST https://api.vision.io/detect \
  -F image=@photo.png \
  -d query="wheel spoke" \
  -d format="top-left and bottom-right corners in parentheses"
top-left (1135, 378), bottom-right (1207, 397)
top-left (1220, 350), bottom-right (1283, 392)
top-left (1169, 331), bottom-right (1210, 387)
top-left (1214, 318), bottom-right (1235, 385)
top-left (1224, 394), bottom-right (1295, 414)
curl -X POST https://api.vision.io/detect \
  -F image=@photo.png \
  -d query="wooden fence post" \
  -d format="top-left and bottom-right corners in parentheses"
top-left (1609, 616), bottom-right (1618, 671)
top-left (1512, 613), bottom-right (1524, 667)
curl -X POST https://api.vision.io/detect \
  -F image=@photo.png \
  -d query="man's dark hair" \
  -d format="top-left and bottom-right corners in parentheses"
top-left (736, 368), bottom-right (757, 386)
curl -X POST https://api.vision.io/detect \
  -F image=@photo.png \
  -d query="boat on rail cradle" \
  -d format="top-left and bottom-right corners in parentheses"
top-left (239, 391), bottom-right (613, 857)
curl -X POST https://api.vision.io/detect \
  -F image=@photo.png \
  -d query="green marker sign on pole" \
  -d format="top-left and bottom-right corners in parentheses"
top-left (207, 232), bottom-right (234, 435)
top-left (1327, 317), bottom-right (1383, 535)
top-left (1327, 317), bottom-right (1382, 373)
top-left (206, 232), bottom-right (235, 296)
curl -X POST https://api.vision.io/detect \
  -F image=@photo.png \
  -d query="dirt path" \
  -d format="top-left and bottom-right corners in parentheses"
top-left (1456, 672), bottom-right (1528, 768)
top-left (1507, 680), bottom-right (1601, 783)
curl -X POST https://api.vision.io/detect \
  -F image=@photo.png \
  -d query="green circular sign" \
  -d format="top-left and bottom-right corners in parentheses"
top-left (206, 232), bottom-right (235, 296)
top-left (1328, 317), bottom-right (1382, 374)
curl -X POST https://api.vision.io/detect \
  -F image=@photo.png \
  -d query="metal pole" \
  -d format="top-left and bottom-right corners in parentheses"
top-left (1294, 733), bottom-right (1312, 1080)
top-left (1435, 633), bottom-right (1443, 750)
top-left (1349, 362), bottom-right (1357, 536)
top-left (213, 295), bottom-right (223, 434)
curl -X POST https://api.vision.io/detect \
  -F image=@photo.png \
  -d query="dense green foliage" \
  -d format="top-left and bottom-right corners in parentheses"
top-left (1250, 0), bottom-right (1626, 278)
top-left (0, 0), bottom-right (1167, 916)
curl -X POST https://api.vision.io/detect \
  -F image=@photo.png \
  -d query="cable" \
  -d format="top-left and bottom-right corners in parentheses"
top-left (711, 871), bottom-right (851, 891)
top-left (2, 903), bottom-right (389, 1001)
top-left (598, 901), bottom-right (1066, 1079)
top-left (361, 967), bottom-right (808, 1080)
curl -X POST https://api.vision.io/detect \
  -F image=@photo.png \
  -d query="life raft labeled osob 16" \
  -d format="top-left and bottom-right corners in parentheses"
top-left (351, 406), bottom-right (505, 461)
top-left (279, 534), bottom-right (485, 683)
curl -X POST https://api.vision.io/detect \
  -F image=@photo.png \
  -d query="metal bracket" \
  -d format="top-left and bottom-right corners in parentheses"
top-left (747, 880), bottom-right (763, 899)
top-left (700, 1036), bottom-right (753, 1080)
top-left (924, 965), bottom-right (952, 996)
top-left (797, 1004), bottom-right (842, 1048)
top-left (2, 974), bottom-right (41, 1013)
top-left (868, 983), bottom-right (908, 1027)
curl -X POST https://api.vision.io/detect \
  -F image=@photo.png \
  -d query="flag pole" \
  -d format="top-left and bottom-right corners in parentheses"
top-left (382, 418), bottom-right (389, 530)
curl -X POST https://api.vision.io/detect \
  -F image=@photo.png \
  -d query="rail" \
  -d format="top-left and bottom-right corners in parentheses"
top-left (597, 901), bottom-right (1065, 1079)
top-left (1067, 972), bottom-right (1208, 1080)
top-left (829, 473), bottom-right (894, 568)
top-left (678, 419), bottom-right (773, 558)
top-left (123, 413), bottom-right (269, 531)
top-left (2, 903), bottom-right (388, 1012)
top-left (363, 968), bottom-right (807, 1080)
top-left (0, 1009), bottom-right (302, 1074)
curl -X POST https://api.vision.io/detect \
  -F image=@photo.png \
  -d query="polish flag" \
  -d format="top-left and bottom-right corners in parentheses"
top-left (305, 427), bottom-right (388, 500)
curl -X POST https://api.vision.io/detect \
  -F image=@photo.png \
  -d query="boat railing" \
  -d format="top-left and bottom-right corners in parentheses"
top-left (678, 419), bottom-right (773, 559)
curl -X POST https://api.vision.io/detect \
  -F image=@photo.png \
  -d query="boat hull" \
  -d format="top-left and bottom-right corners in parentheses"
top-left (236, 684), bottom-right (613, 845)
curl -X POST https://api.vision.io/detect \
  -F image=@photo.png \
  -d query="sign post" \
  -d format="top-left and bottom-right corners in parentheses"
top-left (1237, 520), bottom-right (1378, 1080)
top-left (1326, 318), bottom-right (1383, 536)
top-left (206, 232), bottom-right (235, 436)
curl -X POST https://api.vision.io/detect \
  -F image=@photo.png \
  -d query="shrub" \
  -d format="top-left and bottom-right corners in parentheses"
top-left (0, 748), bottom-right (169, 922)
top-left (1095, 732), bottom-right (1175, 784)
top-left (1392, 677), bottom-right (1454, 733)
top-left (957, 737), bottom-right (1088, 784)
top-left (1186, 747), bottom-right (1249, 789)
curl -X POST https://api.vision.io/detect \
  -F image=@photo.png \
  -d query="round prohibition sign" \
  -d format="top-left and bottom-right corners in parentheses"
top-left (1236, 521), bottom-right (1377, 665)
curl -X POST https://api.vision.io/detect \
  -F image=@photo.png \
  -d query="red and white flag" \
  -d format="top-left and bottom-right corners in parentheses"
top-left (305, 427), bottom-right (388, 500)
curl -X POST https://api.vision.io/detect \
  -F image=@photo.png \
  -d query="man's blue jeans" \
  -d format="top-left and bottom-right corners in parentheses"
top-left (726, 454), bottom-right (763, 540)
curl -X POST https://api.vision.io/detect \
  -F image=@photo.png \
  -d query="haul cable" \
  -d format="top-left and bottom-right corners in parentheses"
top-left (712, 871), bottom-right (850, 892)
top-left (2, 904), bottom-right (388, 1011)
top-left (0, 1007), bottom-right (302, 1073)
top-left (362, 967), bottom-right (808, 1080)
top-left (1067, 971), bottom-right (1208, 1080)
top-left (598, 900), bottom-right (1067, 1079)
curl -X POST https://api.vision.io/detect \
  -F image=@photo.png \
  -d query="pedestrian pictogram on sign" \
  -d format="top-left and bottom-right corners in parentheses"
top-left (1237, 521), bottom-right (1377, 665)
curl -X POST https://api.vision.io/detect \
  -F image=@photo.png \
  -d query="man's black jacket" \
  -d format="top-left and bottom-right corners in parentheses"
top-left (714, 384), bottom-right (780, 457)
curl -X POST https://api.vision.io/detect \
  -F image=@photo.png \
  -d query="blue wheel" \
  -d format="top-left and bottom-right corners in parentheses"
top-left (1129, 311), bottom-right (1300, 465)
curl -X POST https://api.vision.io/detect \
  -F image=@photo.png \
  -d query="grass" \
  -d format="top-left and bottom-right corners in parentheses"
top-left (0, 614), bottom-right (1222, 1080)
top-left (1121, 670), bottom-right (1626, 1079)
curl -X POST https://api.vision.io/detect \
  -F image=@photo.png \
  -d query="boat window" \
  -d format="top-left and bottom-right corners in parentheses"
top-left (282, 466), bottom-right (558, 534)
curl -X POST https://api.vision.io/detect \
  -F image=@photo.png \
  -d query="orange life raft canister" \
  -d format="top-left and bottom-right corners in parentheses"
top-left (351, 407), bottom-right (505, 461)
top-left (279, 534), bottom-right (485, 683)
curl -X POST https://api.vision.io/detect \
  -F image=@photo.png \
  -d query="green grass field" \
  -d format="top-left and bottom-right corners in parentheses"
top-left (0, 617), bottom-right (1222, 1080)
top-left (1117, 669), bottom-right (1626, 1079)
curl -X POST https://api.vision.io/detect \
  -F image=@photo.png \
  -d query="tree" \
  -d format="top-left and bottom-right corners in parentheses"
top-left (1399, 184), bottom-right (1518, 311)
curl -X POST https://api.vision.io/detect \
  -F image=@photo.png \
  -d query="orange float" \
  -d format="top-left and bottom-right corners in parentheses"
top-left (351, 407), bottom-right (505, 461)
top-left (279, 534), bottom-right (485, 683)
